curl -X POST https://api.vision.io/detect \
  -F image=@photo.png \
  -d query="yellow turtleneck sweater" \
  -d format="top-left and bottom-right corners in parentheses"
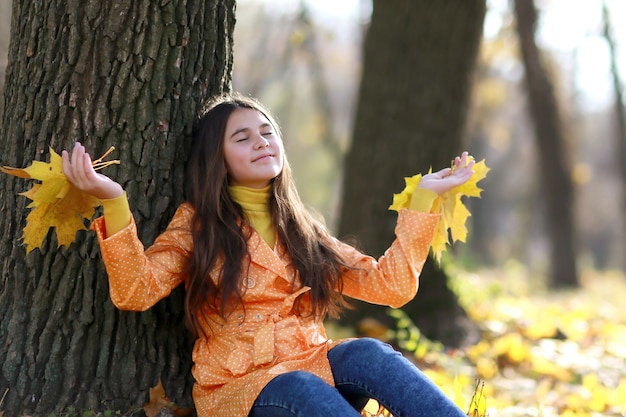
top-left (229, 185), bottom-right (276, 249)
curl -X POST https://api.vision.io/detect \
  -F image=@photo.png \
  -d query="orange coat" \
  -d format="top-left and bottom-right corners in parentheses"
top-left (92, 203), bottom-right (439, 417)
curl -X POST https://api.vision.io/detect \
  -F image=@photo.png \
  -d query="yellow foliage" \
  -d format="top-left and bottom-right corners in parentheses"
top-left (389, 157), bottom-right (490, 261)
top-left (388, 173), bottom-right (423, 211)
top-left (580, 374), bottom-right (612, 412)
top-left (452, 376), bottom-right (468, 410)
top-left (521, 319), bottom-right (559, 340)
top-left (475, 357), bottom-right (498, 380)
top-left (613, 378), bottom-right (626, 413)
top-left (560, 410), bottom-right (593, 417)
top-left (565, 392), bottom-right (590, 412)
top-left (466, 340), bottom-right (491, 361)
top-left (530, 354), bottom-right (572, 381)
top-left (1, 147), bottom-right (118, 253)
top-left (493, 333), bottom-right (530, 365)
top-left (358, 270), bottom-right (626, 416)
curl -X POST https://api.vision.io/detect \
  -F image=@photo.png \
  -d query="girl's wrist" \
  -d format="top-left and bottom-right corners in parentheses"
top-left (100, 192), bottom-right (131, 236)
top-left (96, 183), bottom-right (124, 200)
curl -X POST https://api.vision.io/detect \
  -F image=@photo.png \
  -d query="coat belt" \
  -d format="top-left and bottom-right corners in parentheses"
top-left (253, 286), bottom-right (311, 366)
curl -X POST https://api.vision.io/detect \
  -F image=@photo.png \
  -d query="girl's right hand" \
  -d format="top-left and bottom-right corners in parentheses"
top-left (62, 142), bottom-right (124, 200)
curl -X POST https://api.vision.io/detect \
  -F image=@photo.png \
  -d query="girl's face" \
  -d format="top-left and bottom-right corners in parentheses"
top-left (223, 108), bottom-right (284, 188)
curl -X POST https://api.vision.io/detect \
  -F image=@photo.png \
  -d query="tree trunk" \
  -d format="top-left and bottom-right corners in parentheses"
top-left (337, 0), bottom-right (485, 348)
top-left (0, 0), bottom-right (10, 120)
top-left (0, 0), bottom-right (234, 415)
top-left (514, 0), bottom-right (579, 288)
top-left (601, 0), bottom-right (626, 271)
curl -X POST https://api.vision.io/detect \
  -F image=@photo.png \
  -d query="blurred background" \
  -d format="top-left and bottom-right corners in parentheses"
top-left (1, 0), bottom-right (624, 275)
top-left (230, 0), bottom-right (626, 277)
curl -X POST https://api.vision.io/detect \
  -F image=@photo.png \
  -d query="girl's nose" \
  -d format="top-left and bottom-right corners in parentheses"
top-left (254, 135), bottom-right (269, 149)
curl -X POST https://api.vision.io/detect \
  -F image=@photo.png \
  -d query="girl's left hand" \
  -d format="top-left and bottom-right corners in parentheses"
top-left (418, 151), bottom-right (475, 195)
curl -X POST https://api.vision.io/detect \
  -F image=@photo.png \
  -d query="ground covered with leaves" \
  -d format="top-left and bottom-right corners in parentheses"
top-left (2, 264), bottom-right (624, 417)
top-left (357, 263), bottom-right (626, 417)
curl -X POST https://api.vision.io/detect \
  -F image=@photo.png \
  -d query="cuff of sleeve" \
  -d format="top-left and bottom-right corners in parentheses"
top-left (409, 187), bottom-right (438, 213)
top-left (100, 192), bottom-right (131, 237)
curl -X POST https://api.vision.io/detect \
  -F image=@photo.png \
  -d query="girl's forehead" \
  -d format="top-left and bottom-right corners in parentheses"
top-left (227, 108), bottom-right (270, 126)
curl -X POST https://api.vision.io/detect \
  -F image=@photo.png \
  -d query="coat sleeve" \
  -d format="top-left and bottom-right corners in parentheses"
top-left (91, 203), bottom-right (194, 311)
top-left (334, 209), bottom-right (440, 308)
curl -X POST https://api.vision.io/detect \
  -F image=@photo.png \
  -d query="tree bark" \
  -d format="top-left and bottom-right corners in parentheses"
top-left (601, 0), bottom-right (626, 271)
top-left (0, 0), bottom-right (10, 120)
top-left (337, 0), bottom-right (485, 348)
top-left (514, 0), bottom-right (579, 288)
top-left (0, 0), bottom-right (234, 414)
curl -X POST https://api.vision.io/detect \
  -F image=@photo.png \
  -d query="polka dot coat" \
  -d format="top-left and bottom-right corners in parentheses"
top-left (91, 203), bottom-right (440, 417)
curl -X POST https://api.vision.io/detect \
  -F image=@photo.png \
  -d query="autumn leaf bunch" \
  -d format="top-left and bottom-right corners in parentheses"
top-left (389, 157), bottom-right (490, 261)
top-left (1, 147), bottom-right (119, 253)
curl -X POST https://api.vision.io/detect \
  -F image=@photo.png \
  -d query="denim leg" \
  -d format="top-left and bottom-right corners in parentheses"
top-left (328, 338), bottom-right (467, 417)
top-left (249, 370), bottom-right (363, 417)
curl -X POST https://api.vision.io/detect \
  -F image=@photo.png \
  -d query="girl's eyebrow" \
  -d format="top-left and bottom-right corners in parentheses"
top-left (229, 128), bottom-right (248, 139)
top-left (229, 123), bottom-right (272, 139)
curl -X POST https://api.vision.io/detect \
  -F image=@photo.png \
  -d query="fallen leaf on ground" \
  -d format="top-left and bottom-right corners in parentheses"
top-left (143, 379), bottom-right (194, 417)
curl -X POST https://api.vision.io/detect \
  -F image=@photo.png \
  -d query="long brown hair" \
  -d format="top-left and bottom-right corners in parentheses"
top-left (184, 93), bottom-right (348, 337)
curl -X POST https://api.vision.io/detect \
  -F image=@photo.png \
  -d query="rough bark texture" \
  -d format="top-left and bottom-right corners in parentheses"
top-left (0, 0), bottom-right (9, 120)
top-left (0, 0), bottom-right (234, 414)
top-left (337, 0), bottom-right (485, 348)
top-left (514, 0), bottom-right (579, 288)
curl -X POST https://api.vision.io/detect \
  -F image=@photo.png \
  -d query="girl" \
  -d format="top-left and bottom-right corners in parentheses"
top-left (62, 93), bottom-right (474, 417)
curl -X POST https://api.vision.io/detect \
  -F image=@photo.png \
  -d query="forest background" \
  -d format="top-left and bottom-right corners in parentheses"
top-left (223, 0), bottom-right (626, 272)
top-left (0, 0), bottom-right (625, 416)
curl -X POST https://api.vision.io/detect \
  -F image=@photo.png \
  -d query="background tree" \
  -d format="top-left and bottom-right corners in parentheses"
top-left (601, 0), bottom-right (626, 271)
top-left (514, 0), bottom-right (579, 288)
top-left (337, 0), bottom-right (486, 348)
top-left (0, 0), bottom-right (234, 414)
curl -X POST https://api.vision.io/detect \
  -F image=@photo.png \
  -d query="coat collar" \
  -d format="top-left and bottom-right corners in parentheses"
top-left (245, 225), bottom-right (292, 284)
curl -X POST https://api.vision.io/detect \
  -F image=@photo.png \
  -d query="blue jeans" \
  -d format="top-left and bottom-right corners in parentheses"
top-left (249, 337), bottom-right (467, 417)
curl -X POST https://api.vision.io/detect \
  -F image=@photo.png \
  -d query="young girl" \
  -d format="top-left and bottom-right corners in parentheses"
top-left (62, 93), bottom-right (474, 417)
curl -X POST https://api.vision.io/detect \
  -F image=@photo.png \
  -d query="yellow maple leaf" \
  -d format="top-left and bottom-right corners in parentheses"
top-left (388, 173), bottom-right (423, 211)
top-left (1, 147), bottom-right (118, 253)
top-left (389, 157), bottom-right (489, 261)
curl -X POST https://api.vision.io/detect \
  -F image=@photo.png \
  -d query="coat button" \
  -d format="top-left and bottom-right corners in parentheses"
top-left (243, 277), bottom-right (256, 288)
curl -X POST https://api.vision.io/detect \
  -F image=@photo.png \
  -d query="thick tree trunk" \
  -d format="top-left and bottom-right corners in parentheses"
top-left (514, 0), bottom-right (579, 288)
top-left (0, 0), bottom-right (234, 415)
top-left (0, 0), bottom-right (9, 120)
top-left (337, 0), bottom-right (485, 348)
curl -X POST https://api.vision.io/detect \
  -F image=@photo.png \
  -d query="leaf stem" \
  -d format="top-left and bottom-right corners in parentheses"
top-left (92, 160), bottom-right (120, 170)
top-left (91, 146), bottom-right (120, 171)
top-left (0, 388), bottom-right (8, 407)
